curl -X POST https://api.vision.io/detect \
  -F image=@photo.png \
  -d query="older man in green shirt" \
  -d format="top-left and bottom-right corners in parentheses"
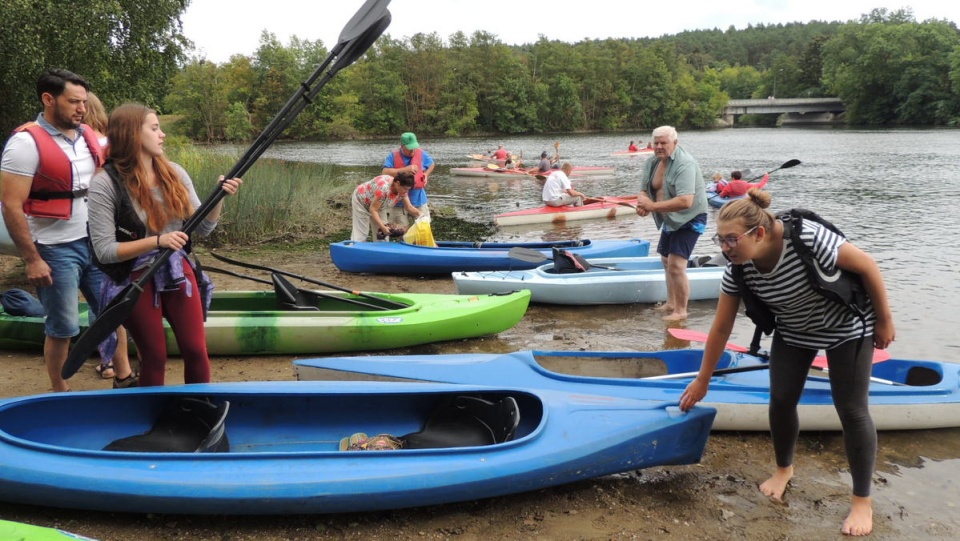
top-left (635, 125), bottom-right (708, 321)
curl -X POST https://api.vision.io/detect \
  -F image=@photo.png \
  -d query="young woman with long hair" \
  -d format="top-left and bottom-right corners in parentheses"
top-left (87, 103), bottom-right (242, 386)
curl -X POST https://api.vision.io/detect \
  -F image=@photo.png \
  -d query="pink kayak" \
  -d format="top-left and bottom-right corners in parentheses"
top-left (611, 149), bottom-right (654, 156)
top-left (494, 196), bottom-right (638, 226)
top-left (451, 166), bottom-right (615, 179)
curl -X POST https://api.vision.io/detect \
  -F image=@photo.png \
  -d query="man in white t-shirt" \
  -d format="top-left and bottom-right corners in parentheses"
top-left (541, 162), bottom-right (590, 207)
top-left (1, 68), bottom-right (134, 392)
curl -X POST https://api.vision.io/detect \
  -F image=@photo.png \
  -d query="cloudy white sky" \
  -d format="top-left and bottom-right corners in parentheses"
top-left (182, 1), bottom-right (960, 64)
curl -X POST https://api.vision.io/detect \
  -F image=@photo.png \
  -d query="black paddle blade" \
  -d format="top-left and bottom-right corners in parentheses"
top-left (781, 159), bottom-right (801, 169)
top-left (62, 285), bottom-right (140, 379)
top-left (330, 12), bottom-right (391, 77)
top-left (507, 247), bottom-right (549, 263)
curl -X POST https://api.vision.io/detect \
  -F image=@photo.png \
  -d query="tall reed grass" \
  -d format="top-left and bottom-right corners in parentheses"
top-left (167, 144), bottom-right (350, 246)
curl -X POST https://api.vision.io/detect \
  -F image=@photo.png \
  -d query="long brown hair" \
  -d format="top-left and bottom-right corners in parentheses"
top-left (105, 103), bottom-right (193, 233)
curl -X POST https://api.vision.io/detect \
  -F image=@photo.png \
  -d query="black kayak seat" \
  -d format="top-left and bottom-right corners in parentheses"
top-left (402, 395), bottom-right (520, 449)
top-left (104, 397), bottom-right (230, 453)
top-left (272, 273), bottom-right (320, 311)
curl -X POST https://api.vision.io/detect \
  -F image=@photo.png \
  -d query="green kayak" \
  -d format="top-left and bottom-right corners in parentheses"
top-left (0, 519), bottom-right (97, 540)
top-left (0, 289), bottom-right (531, 355)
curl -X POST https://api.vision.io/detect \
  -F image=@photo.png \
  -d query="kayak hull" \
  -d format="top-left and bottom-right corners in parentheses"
top-left (452, 256), bottom-right (724, 305)
top-left (295, 349), bottom-right (960, 432)
top-left (0, 289), bottom-right (532, 355)
top-left (0, 381), bottom-right (716, 514)
top-left (495, 196), bottom-right (638, 226)
top-left (330, 238), bottom-right (651, 274)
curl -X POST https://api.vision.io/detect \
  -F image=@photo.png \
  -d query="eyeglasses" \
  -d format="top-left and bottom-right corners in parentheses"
top-left (711, 226), bottom-right (757, 247)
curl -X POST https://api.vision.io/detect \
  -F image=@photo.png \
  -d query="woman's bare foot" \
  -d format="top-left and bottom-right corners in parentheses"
top-left (842, 496), bottom-right (873, 536)
top-left (759, 465), bottom-right (794, 501)
top-left (662, 311), bottom-right (688, 321)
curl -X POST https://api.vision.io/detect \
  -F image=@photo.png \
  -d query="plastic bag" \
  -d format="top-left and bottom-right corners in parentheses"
top-left (403, 216), bottom-right (437, 247)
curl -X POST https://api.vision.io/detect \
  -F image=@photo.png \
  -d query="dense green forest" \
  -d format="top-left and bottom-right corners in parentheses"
top-left (3, 4), bottom-right (960, 144)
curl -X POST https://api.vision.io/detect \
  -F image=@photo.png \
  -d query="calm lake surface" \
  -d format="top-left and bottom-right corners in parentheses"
top-left (206, 128), bottom-right (960, 536)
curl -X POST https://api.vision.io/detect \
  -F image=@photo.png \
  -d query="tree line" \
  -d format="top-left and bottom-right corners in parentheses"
top-left (3, 5), bottom-right (959, 145)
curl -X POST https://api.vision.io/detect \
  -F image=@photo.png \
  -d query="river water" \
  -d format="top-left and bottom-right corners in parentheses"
top-left (254, 129), bottom-right (960, 536)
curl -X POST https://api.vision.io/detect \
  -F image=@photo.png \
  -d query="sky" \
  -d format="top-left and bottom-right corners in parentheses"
top-left (181, 1), bottom-right (960, 64)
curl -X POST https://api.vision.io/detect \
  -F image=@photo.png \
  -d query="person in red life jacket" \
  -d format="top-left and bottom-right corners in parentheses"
top-left (718, 170), bottom-right (769, 198)
top-left (381, 132), bottom-right (434, 226)
top-left (628, 141), bottom-right (639, 152)
top-left (1, 68), bottom-right (135, 392)
top-left (87, 103), bottom-right (243, 387)
top-left (491, 143), bottom-right (509, 163)
top-left (679, 189), bottom-right (894, 537)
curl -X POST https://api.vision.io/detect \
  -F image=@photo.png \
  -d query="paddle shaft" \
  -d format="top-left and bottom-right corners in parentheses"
top-left (204, 266), bottom-right (391, 311)
top-left (62, 0), bottom-right (393, 379)
top-left (209, 252), bottom-right (408, 309)
top-left (646, 363), bottom-right (904, 385)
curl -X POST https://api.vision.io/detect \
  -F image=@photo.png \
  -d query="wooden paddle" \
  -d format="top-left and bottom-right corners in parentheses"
top-left (62, 0), bottom-right (394, 379)
top-left (203, 266), bottom-right (390, 311)
top-left (666, 328), bottom-right (893, 368)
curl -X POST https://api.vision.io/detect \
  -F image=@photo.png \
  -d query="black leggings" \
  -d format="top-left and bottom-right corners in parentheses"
top-left (768, 333), bottom-right (877, 497)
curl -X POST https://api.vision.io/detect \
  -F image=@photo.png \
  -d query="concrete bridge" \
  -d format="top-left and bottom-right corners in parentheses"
top-left (721, 98), bottom-right (845, 126)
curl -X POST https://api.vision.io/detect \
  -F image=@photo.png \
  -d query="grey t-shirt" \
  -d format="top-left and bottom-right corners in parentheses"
top-left (87, 162), bottom-right (215, 265)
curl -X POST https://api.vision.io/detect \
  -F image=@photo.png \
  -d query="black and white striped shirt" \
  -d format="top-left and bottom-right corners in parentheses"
top-left (721, 219), bottom-right (876, 350)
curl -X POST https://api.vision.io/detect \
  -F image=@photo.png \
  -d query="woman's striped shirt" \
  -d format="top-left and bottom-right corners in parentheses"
top-left (720, 218), bottom-right (876, 350)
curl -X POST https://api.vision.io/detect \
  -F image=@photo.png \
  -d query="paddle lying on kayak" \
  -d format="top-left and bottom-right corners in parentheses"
top-left (209, 252), bottom-right (408, 309)
top-left (204, 266), bottom-right (392, 311)
top-left (667, 328), bottom-right (893, 368)
top-left (62, 0), bottom-right (394, 379)
top-left (507, 247), bottom-right (619, 270)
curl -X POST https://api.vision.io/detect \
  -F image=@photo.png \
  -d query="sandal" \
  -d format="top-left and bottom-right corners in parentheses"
top-left (95, 362), bottom-right (115, 380)
top-left (113, 372), bottom-right (139, 389)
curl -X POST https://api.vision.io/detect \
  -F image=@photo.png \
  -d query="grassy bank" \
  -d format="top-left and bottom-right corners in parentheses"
top-left (165, 144), bottom-right (495, 251)
top-left (167, 144), bottom-right (351, 247)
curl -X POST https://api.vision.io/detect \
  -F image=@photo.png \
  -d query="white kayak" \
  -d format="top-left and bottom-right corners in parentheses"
top-left (452, 255), bottom-right (725, 305)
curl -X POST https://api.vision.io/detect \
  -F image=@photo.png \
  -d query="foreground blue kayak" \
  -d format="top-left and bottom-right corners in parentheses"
top-left (294, 349), bottom-right (960, 432)
top-left (0, 380), bottom-right (715, 514)
top-left (329, 238), bottom-right (650, 274)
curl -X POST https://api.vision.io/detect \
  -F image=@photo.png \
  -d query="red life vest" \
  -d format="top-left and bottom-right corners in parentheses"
top-left (393, 148), bottom-right (425, 189)
top-left (15, 122), bottom-right (102, 220)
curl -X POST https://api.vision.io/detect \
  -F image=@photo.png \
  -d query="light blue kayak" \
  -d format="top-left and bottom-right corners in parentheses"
top-left (452, 255), bottom-right (725, 304)
top-left (330, 238), bottom-right (650, 274)
top-left (0, 380), bottom-right (715, 514)
top-left (294, 349), bottom-right (960, 431)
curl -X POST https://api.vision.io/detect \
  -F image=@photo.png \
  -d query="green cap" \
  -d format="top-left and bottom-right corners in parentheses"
top-left (400, 132), bottom-right (419, 150)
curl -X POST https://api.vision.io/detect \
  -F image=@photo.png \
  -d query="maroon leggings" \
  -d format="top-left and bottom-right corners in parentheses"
top-left (124, 264), bottom-right (210, 386)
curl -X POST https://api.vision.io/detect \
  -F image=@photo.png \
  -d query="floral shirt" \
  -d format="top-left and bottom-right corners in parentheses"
top-left (355, 175), bottom-right (402, 207)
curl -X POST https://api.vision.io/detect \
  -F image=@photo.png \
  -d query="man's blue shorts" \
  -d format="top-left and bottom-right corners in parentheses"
top-left (35, 238), bottom-right (105, 338)
top-left (657, 213), bottom-right (707, 259)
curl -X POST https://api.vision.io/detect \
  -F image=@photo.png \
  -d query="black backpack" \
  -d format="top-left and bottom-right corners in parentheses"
top-left (732, 208), bottom-right (870, 353)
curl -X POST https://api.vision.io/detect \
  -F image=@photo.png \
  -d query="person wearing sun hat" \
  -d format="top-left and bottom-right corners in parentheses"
top-left (382, 132), bottom-right (434, 224)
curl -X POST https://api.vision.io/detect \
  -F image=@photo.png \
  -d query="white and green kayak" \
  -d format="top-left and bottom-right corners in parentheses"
top-left (0, 289), bottom-right (531, 355)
